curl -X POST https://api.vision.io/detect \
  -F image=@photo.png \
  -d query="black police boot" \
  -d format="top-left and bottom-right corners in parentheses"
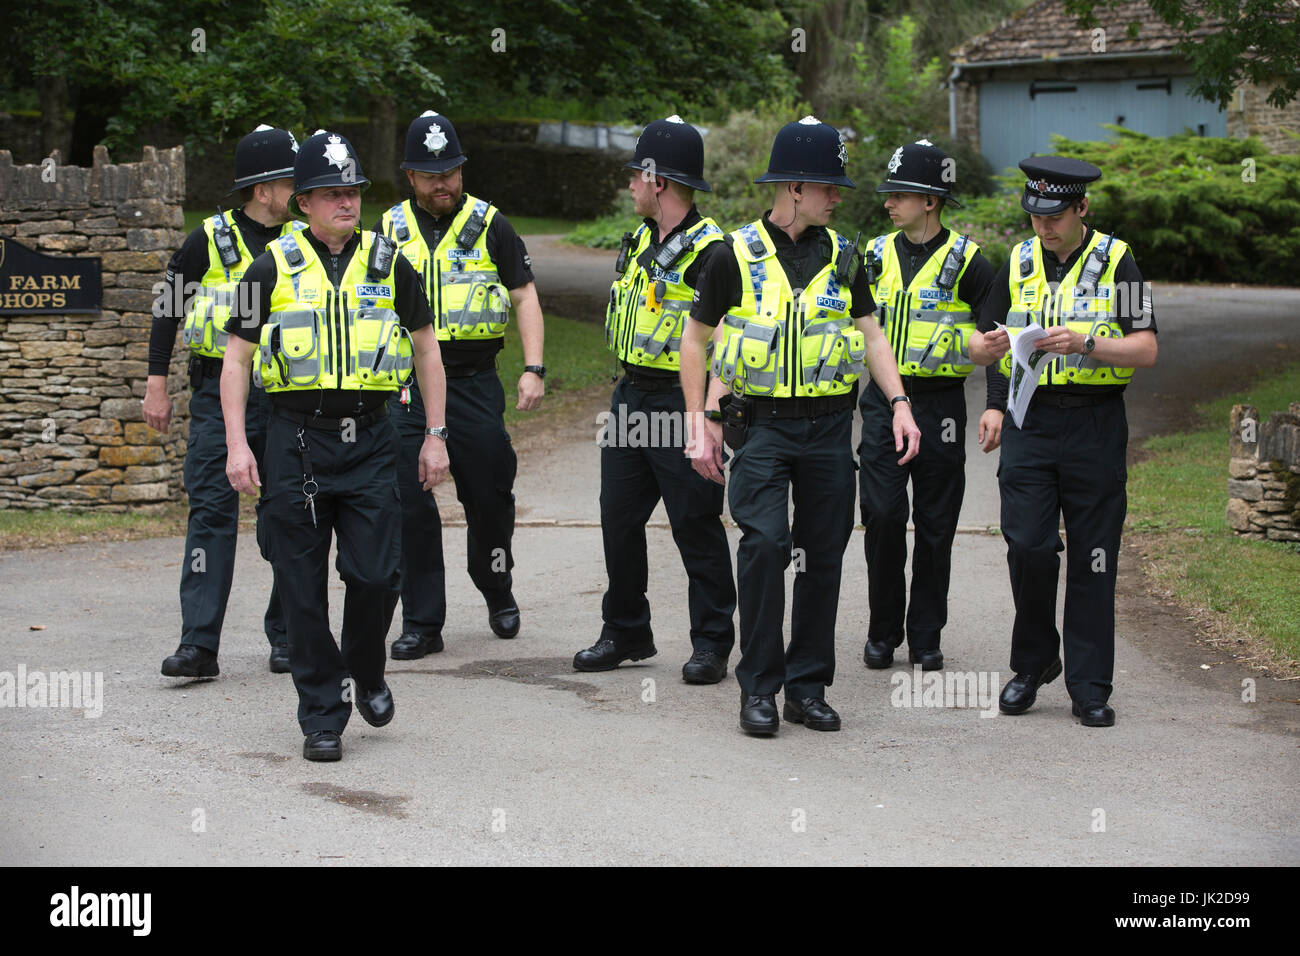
top-left (681, 649), bottom-right (728, 684)
top-left (1072, 700), bottom-right (1116, 727)
top-left (998, 658), bottom-right (1063, 715)
top-left (390, 631), bottom-right (444, 660)
top-left (739, 693), bottom-right (779, 736)
top-left (864, 640), bottom-right (895, 669)
top-left (573, 637), bottom-right (657, 672)
top-left (908, 647), bottom-right (944, 671)
top-left (268, 642), bottom-right (291, 674)
top-left (783, 696), bottom-right (841, 731)
top-left (487, 594), bottom-right (520, 640)
top-left (355, 682), bottom-right (395, 728)
top-left (161, 644), bottom-right (219, 679)
top-left (303, 731), bottom-right (342, 761)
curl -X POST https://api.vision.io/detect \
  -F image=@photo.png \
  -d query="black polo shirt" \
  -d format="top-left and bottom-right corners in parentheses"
top-left (886, 227), bottom-right (1005, 410)
top-left (225, 228), bottom-right (433, 417)
top-left (371, 194), bottom-right (533, 374)
top-left (981, 225), bottom-right (1157, 397)
top-left (148, 208), bottom-right (291, 376)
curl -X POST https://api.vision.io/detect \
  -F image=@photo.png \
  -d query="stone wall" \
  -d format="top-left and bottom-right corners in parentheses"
top-left (0, 145), bottom-right (189, 512)
top-left (1226, 403), bottom-right (1300, 542)
top-left (1226, 81), bottom-right (1300, 155)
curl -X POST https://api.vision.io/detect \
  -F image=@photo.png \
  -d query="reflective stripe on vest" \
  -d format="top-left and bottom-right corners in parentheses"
top-left (711, 219), bottom-right (866, 398)
top-left (181, 213), bottom-right (305, 358)
top-left (254, 230), bottom-right (413, 393)
top-left (381, 194), bottom-right (508, 342)
top-left (868, 229), bottom-right (977, 378)
top-left (1000, 231), bottom-right (1134, 386)
top-left (605, 218), bottom-right (723, 371)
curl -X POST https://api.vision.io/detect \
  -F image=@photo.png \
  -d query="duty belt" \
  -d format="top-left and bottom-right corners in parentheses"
top-left (188, 355), bottom-right (223, 379)
top-left (747, 391), bottom-right (855, 419)
top-left (1031, 389), bottom-right (1122, 408)
top-left (622, 367), bottom-right (680, 392)
top-left (898, 374), bottom-right (964, 396)
top-left (273, 406), bottom-right (390, 431)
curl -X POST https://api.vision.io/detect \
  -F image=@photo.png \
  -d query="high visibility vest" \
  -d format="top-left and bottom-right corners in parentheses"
top-left (181, 212), bottom-right (305, 358)
top-left (605, 217), bottom-right (723, 371)
top-left (1000, 230), bottom-right (1134, 385)
top-left (253, 230), bottom-right (413, 393)
top-left (867, 229), bottom-right (977, 378)
top-left (712, 219), bottom-right (866, 398)
top-left (380, 195), bottom-right (509, 342)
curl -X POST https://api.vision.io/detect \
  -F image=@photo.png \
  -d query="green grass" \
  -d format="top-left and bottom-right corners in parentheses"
top-left (0, 503), bottom-right (190, 551)
top-left (1128, 363), bottom-right (1300, 662)
top-left (184, 208), bottom-right (576, 237)
top-left (497, 312), bottom-right (615, 431)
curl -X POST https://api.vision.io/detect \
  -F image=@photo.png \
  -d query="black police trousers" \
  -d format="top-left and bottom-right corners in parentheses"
top-left (389, 369), bottom-right (517, 638)
top-left (998, 395), bottom-right (1128, 705)
top-left (179, 367), bottom-right (284, 653)
top-left (599, 377), bottom-right (735, 655)
top-left (728, 409), bottom-right (855, 699)
top-left (261, 410), bottom-right (400, 735)
top-left (858, 380), bottom-right (966, 654)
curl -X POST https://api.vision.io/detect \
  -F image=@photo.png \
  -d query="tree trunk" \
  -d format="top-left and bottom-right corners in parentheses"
top-left (37, 74), bottom-right (72, 161)
top-left (366, 93), bottom-right (399, 205)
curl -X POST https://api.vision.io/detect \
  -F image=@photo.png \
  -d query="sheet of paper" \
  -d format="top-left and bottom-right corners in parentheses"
top-left (1000, 321), bottom-right (1050, 429)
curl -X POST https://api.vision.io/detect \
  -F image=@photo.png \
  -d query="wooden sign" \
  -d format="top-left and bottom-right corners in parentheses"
top-left (0, 238), bottom-right (101, 314)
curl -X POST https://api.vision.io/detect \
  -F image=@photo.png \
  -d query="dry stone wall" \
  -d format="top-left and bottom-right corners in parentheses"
top-left (0, 145), bottom-right (189, 512)
top-left (1227, 403), bottom-right (1300, 542)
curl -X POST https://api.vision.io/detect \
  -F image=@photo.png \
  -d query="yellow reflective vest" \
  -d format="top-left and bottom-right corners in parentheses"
top-left (712, 219), bottom-right (866, 398)
top-left (253, 230), bottom-right (413, 393)
top-left (181, 212), bottom-right (305, 358)
top-left (606, 217), bottom-right (723, 371)
top-left (380, 195), bottom-right (510, 343)
top-left (868, 229), bottom-right (977, 378)
top-left (1000, 230), bottom-right (1134, 386)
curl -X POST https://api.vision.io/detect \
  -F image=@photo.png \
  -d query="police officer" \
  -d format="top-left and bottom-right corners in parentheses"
top-left (377, 111), bottom-right (544, 658)
top-left (145, 124), bottom-right (304, 678)
top-left (221, 130), bottom-right (451, 761)
top-left (970, 157), bottom-right (1158, 727)
top-left (573, 115), bottom-right (736, 682)
top-left (682, 117), bottom-right (921, 736)
top-left (860, 140), bottom-right (1004, 672)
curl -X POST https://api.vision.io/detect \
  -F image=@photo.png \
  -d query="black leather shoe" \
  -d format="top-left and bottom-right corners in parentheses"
top-left (268, 643), bottom-right (291, 674)
top-left (355, 682), bottom-right (395, 728)
top-left (161, 644), bottom-right (218, 679)
top-left (999, 658), bottom-right (1063, 715)
top-left (1072, 700), bottom-right (1116, 727)
top-left (681, 649), bottom-right (728, 684)
top-left (908, 647), bottom-right (944, 671)
top-left (740, 693), bottom-right (779, 736)
top-left (488, 595), bottom-right (521, 639)
top-left (783, 696), bottom-right (841, 731)
top-left (303, 731), bottom-right (342, 761)
top-left (573, 637), bottom-right (657, 672)
top-left (863, 640), bottom-right (895, 669)
top-left (390, 631), bottom-right (444, 660)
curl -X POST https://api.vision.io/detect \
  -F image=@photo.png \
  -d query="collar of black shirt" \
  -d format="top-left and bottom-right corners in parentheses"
top-left (300, 227), bottom-right (361, 260)
top-left (759, 211), bottom-right (832, 253)
top-left (897, 226), bottom-right (950, 259)
top-left (1042, 224), bottom-right (1094, 273)
top-left (642, 204), bottom-right (702, 245)
top-left (231, 206), bottom-right (285, 243)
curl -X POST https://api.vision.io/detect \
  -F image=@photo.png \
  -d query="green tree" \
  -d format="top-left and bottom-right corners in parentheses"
top-left (1064, 0), bottom-right (1300, 108)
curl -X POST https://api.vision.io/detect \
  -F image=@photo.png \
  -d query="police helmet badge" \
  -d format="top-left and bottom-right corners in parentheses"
top-left (424, 123), bottom-right (448, 155)
top-left (323, 134), bottom-right (351, 170)
top-left (837, 132), bottom-right (848, 168)
top-left (887, 146), bottom-right (904, 174)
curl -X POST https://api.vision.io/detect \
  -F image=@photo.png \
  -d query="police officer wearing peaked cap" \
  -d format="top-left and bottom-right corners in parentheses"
top-left (221, 130), bottom-right (452, 761)
top-left (377, 110), bottom-right (544, 659)
top-left (859, 140), bottom-right (1004, 674)
top-left (573, 115), bottom-right (737, 682)
top-left (682, 116), bottom-right (921, 736)
top-left (969, 156), bottom-right (1158, 728)
top-left (147, 124), bottom-right (305, 680)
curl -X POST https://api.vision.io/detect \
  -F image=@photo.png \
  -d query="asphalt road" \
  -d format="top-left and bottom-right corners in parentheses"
top-left (1, 248), bottom-right (1297, 866)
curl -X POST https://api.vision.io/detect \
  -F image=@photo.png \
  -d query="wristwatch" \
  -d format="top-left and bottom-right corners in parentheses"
top-left (524, 364), bottom-right (546, 378)
top-left (425, 426), bottom-right (449, 440)
top-left (890, 394), bottom-right (911, 408)
top-left (1083, 335), bottom-right (1096, 354)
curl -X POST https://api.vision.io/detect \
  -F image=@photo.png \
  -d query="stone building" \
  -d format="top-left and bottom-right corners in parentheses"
top-left (949, 0), bottom-right (1300, 175)
top-left (0, 146), bottom-right (189, 511)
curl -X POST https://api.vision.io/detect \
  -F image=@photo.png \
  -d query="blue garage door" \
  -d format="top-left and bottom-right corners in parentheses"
top-left (978, 76), bottom-right (1228, 176)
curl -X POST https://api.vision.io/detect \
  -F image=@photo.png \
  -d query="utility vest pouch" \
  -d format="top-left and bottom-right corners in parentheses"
top-left (260, 309), bottom-right (323, 388)
top-left (352, 306), bottom-right (413, 386)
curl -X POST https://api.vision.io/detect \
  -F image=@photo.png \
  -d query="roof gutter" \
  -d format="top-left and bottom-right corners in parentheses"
top-left (950, 49), bottom-right (1181, 72)
top-left (949, 62), bottom-right (961, 139)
